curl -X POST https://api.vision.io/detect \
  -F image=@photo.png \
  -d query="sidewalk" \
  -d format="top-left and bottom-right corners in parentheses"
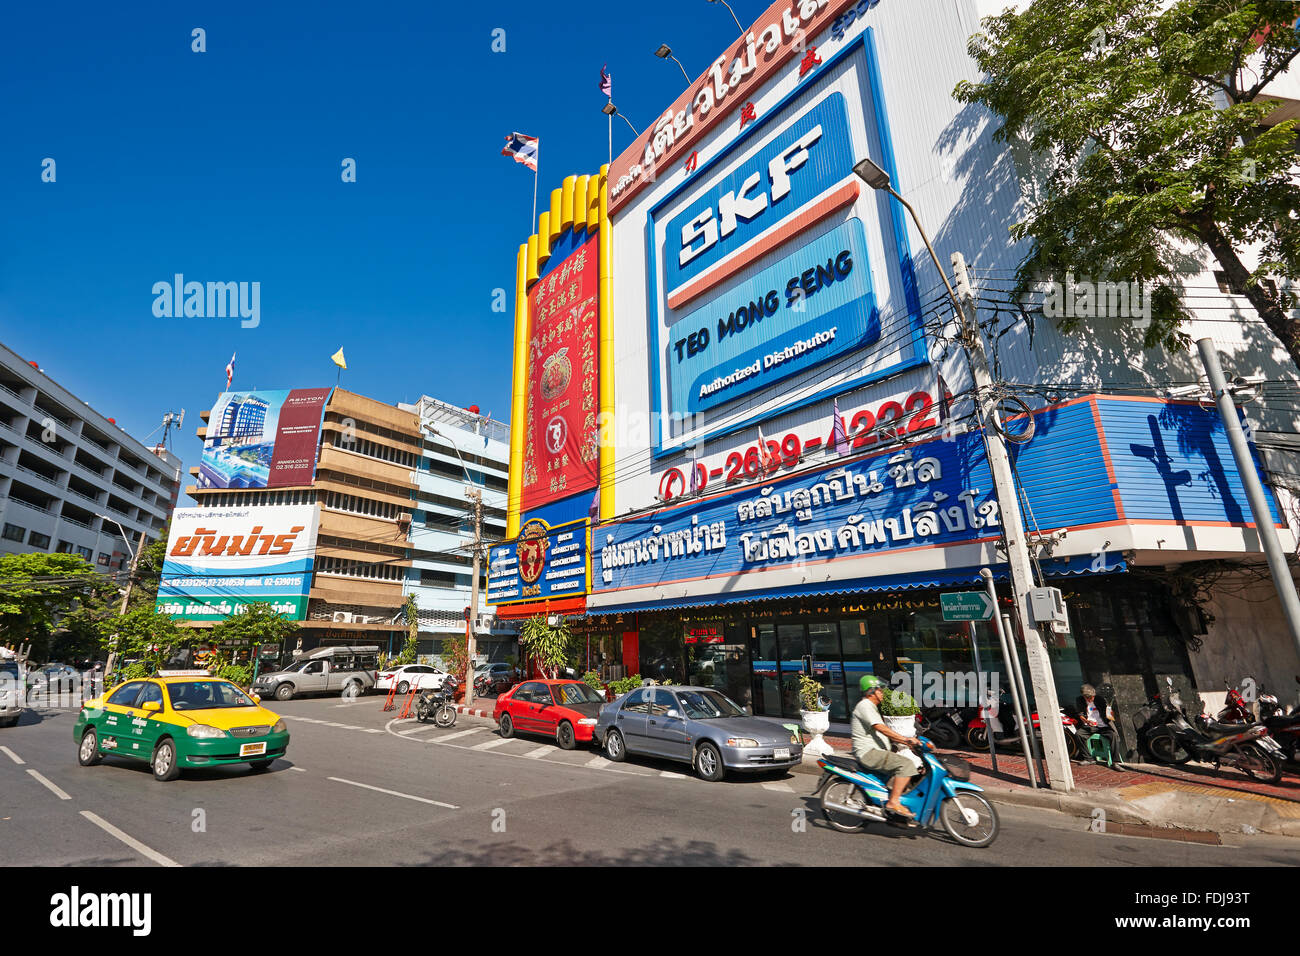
top-left (792, 732), bottom-right (1300, 840)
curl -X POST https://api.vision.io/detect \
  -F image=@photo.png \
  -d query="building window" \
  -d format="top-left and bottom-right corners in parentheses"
top-left (97, 553), bottom-right (111, 565)
top-left (76, 546), bottom-right (93, 561)
top-left (27, 531), bottom-right (51, 549)
top-left (2, 524), bottom-right (25, 542)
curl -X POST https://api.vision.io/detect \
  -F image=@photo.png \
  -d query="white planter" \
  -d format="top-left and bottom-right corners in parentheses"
top-left (883, 714), bottom-right (916, 738)
top-left (801, 708), bottom-right (832, 757)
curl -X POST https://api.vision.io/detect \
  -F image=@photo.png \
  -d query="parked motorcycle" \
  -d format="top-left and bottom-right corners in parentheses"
top-left (1216, 677), bottom-right (1300, 766)
top-left (917, 706), bottom-right (965, 750)
top-left (965, 705), bottom-right (1085, 760)
top-left (415, 676), bottom-right (459, 728)
top-left (1143, 678), bottom-right (1283, 783)
top-left (814, 739), bottom-right (1000, 847)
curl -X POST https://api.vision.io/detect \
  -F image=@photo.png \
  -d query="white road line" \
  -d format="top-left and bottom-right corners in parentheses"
top-left (585, 755), bottom-right (613, 768)
top-left (659, 771), bottom-right (688, 779)
top-left (397, 726), bottom-right (430, 736)
top-left (360, 728), bottom-right (383, 734)
top-left (761, 781), bottom-right (794, 792)
top-left (27, 770), bottom-right (71, 800)
top-left (522, 746), bottom-right (553, 759)
top-left (0, 746), bottom-right (24, 765)
top-left (289, 767), bottom-right (307, 772)
top-left (471, 738), bottom-right (509, 751)
top-left (436, 729), bottom-right (484, 743)
top-left (327, 776), bottom-right (458, 809)
top-left (79, 811), bottom-right (181, 867)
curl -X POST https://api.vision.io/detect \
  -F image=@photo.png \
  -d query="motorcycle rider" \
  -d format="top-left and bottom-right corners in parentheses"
top-left (852, 675), bottom-right (922, 819)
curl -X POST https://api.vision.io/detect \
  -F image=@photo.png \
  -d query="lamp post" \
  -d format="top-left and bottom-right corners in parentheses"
top-left (654, 44), bottom-right (692, 85)
top-left (852, 156), bottom-right (1074, 791)
top-left (706, 0), bottom-right (744, 33)
top-left (98, 515), bottom-right (146, 679)
top-left (601, 101), bottom-right (640, 137)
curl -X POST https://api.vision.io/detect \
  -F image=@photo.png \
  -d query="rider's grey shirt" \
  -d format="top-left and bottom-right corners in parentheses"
top-left (851, 697), bottom-right (890, 760)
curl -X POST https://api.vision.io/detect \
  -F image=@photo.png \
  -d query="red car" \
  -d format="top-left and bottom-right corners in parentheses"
top-left (494, 679), bottom-right (606, 750)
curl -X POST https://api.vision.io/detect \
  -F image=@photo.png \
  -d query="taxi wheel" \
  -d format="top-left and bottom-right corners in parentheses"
top-left (78, 728), bottom-right (101, 766)
top-left (248, 759), bottom-right (273, 773)
top-left (152, 738), bottom-right (181, 782)
top-left (557, 721), bottom-right (576, 750)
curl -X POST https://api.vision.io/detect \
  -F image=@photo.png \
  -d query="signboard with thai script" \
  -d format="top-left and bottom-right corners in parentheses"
top-left (487, 518), bottom-right (590, 606)
top-left (939, 591), bottom-right (994, 622)
top-left (521, 236), bottom-right (601, 512)
top-left (198, 388), bottom-right (331, 490)
top-left (156, 505), bottom-right (320, 621)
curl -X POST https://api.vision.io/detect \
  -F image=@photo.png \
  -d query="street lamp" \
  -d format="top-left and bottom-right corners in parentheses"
top-left (654, 44), bottom-right (692, 85)
top-left (602, 101), bottom-right (640, 136)
top-left (852, 157), bottom-right (963, 318)
top-left (97, 514), bottom-right (143, 679)
top-left (706, 0), bottom-right (744, 33)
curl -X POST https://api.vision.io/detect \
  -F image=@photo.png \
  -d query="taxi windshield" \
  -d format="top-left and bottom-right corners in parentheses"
top-left (166, 681), bottom-right (256, 711)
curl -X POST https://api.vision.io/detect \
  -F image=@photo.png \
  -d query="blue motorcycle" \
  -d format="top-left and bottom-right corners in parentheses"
top-left (815, 740), bottom-right (1000, 847)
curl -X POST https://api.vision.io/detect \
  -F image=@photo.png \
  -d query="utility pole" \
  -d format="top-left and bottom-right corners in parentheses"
top-left (464, 487), bottom-right (483, 708)
top-left (105, 527), bottom-right (147, 678)
top-left (953, 252), bottom-right (1074, 792)
top-left (1197, 338), bottom-right (1300, 661)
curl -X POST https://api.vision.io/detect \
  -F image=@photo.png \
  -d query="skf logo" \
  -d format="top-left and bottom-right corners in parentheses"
top-left (516, 520), bottom-right (550, 585)
top-left (171, 525), bottom-right (305, 558)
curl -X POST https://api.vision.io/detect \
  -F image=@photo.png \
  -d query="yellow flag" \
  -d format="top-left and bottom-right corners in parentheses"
top-left (331, 348), bottom-right (347, 370)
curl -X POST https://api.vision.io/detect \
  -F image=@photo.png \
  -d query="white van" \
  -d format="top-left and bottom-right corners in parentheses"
top-left (0, 650), bottom-right (24, 727)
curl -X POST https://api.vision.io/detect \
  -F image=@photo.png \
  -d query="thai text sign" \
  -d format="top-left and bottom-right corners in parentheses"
top-left (939, 591), bottom-right (994, 622)
top-left (521, 235), bottom-right (600, 511)
top-left (156, 505), bottom-right (320, 621)
top-left (487, 518), bottom-right (590, 606)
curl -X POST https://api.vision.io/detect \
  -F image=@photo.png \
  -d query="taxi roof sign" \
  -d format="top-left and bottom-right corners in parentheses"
top-left (157, 669), bottom-right (212, 677)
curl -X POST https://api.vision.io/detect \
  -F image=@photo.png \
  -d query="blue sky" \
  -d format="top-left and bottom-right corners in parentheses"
top-left (0, 0), bottom-right (759, 480)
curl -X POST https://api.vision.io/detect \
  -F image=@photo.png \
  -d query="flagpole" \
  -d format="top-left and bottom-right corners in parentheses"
top-left (531, 162), bottom-right (538, 232)
top-left (607, 101), bottom-right (613, 168)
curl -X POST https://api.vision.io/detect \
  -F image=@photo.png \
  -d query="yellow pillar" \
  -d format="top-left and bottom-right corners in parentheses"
top-left (597, 164), bottom-right (615, 522)
top-left (507, 243), bottom-right (531, 539)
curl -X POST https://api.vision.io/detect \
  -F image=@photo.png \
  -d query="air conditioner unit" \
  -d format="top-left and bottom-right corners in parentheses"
top-left (332, 611), bottom-right (353, 624)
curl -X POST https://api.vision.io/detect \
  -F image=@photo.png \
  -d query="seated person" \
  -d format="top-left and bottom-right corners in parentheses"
top-left (851, 676), bottom-right (921, 819)
top-left (1075, 683), bottom-right (1122, 764)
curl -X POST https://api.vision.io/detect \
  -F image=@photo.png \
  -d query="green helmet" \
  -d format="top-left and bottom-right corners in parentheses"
top-left (859, 675), bottom-right (883, 693)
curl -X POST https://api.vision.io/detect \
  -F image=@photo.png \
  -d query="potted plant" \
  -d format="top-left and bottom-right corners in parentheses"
top-left (879, 688), bottom-right (921, 737)
top-left (798, 675), bottom-right (833, 756)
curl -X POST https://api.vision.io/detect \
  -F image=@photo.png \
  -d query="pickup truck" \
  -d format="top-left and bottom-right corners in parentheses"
top-left (251, 646), bottom-right (379, 701)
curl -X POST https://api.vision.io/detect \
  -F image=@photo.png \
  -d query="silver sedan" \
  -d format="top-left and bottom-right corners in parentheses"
top-left (593, 685), bottom-right (802, 781)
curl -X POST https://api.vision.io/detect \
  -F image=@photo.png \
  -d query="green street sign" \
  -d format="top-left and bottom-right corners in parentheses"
top-left (940, 591), bottom-right (994, 622)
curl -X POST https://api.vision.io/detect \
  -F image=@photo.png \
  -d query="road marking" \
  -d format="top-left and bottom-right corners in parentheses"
top-left (327, 776), bottom-right (458, 809)
top-left (79, 811), bottom-right (181, 867)
top-left (27, 770), bottom-right (71, 800)
top-left (289, 767), bottom-right (307, 772)
top-left (0, 746), bottom-right (24, 765)
top-left (585, 756), bottom-right (613, 769)
top-left (471, 738), bottom-right (509, 751)
top-left (761, 781), bottom-right (794, 792)
top-left (398, 726), bottom-right (431, 736)
top-left (523, 746), bottom-right (553, 759)
top-left (436, 729), bottom-right (484, 743)
top-left (361, 728), bottom-right (383, 734)
top-left (660, 771), bottom-right (688, 779)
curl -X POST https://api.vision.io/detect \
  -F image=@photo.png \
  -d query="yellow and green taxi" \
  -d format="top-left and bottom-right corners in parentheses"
top-left (74, 670), bottom-right (290, 781)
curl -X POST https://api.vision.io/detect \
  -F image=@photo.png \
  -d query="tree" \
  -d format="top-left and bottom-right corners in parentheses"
top-left (517, 615), bottom-right (573, 679)
top-left (0, 553), bottom-right (114, 660)
top-left (128, 521), bottom-right (170, 605)
top-left (208, 602), bottom-right (299, 665)
top-left (102, 604), bottom-right (185, 674)
top-left (954, 0), bottom-right (1300, 364)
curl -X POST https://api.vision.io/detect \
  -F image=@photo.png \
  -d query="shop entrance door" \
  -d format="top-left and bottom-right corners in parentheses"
top-left (750, 623), bottom-right (840, 720)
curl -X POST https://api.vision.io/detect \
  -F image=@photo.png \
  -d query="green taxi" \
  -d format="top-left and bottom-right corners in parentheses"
top-left (74, 671), bottom-right (290, 781)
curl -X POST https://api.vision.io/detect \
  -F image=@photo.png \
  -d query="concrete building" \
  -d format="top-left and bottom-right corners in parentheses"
top-left (0, 341), bottom-right (181, 567)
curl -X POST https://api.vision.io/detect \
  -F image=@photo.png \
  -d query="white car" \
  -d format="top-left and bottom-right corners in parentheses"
top-left (376, 664), bottom-right (450, 694)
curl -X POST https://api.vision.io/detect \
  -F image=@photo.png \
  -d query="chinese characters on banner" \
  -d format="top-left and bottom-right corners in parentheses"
top-left (521, 234), bottom-right (600, 511)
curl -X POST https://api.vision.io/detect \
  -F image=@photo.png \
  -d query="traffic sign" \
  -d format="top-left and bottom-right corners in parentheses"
top-left (940, 591), bottom-right (994, 622)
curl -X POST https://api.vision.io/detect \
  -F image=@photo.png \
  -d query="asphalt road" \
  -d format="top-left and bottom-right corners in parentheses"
top-left (3, 693), bottom-right (1298, 868)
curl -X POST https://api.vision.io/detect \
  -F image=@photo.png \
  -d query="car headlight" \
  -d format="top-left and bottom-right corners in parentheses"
top-left (725, 737), bottom-right (760, 748)
top-left (577, 718), bottom-right (597, 726)
top-left (186, 724), bottom-right (229, 739)
top-left (270, 718), bottom-right (286, 734)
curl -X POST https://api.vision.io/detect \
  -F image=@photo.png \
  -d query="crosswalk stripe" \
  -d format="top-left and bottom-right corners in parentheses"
top-left (522, 746), bottom-right (553, 759)
top-left (585, 755), bottom-right (613, 768)
top-left (761, 781), bottom-right (794, 792)
top-left (659, 771), bottom-right (688, 779)
top-left (436, 729), bottom-right (484, 743)
top-left (471, 738), bottom-right (509, 751)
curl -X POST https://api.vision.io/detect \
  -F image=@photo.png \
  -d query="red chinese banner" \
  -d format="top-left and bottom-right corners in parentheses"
top-left (521, 235), bottom-right (600, 511)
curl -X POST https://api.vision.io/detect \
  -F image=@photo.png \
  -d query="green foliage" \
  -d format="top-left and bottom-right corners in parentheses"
top-left (954, 0), bottom-right (1300, 365)
top-left (122, 661), bottom-right (151, 681)
top-left (102, 604), bottom-right (187, 674)
top-left (395, 633), bottom-right (418, 667)
top-left (608, 674), bottom-right (644, 696)
top-left (517, 615), bottom-right (574, 679)
top-left (798, 675), bottom-right (826, 712)
top-left (581, 670), bottom-right (603, 690)
top-left (0, 553), bottom-right (114, 660)
top-left (440, 632), bottom-right (470, 687)
top-left (216, 663), bottom-right (253, 687)
top-left (209, 602), bottom-right (298, 656)
top-left (129, 525), bottom-right (170, 605)
top-left (880, 689), bottom-right (920, 717)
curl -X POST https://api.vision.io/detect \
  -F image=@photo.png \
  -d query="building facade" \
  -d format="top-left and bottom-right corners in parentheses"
top-left (492, 0), bottom-right (1300, 734)
top-left (0, 341), bottom-right (181, 566)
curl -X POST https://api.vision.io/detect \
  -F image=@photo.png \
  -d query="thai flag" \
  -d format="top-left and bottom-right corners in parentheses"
top-left (225, 352), bottom-right (235, 390)
top-left (501, 132), bottom-right (539, 171)
top-left (599, 64), bottom-right (612, 98)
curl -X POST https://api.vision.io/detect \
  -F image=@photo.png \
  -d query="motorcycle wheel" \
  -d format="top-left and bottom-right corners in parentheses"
top-left (415, 702), bottom-right (429, 723)
top-left (820, 780), bottom-right (869, 833)
top-left (929, 721), bottom-right (961, 750)
top-left (434, 704), bottom-right (456, 728)
top-left (939, 793), bottom-right (1000, 848)
top-left (1146, 729), bottom-right (1192, 765)
top-left (1240, 745), bottom-right (1283, 785)
top-left (1065, 731), bottom-right (1082, 761)
top-left (966, 726), bottom-right (990, 752)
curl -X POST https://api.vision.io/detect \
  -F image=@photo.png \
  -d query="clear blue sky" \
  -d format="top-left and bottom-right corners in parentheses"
top-left (0, 0), bottom-right (758, 480)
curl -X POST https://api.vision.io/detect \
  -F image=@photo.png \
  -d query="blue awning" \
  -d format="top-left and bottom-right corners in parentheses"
top-left (584, 553), bottom-right (1126, 616)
